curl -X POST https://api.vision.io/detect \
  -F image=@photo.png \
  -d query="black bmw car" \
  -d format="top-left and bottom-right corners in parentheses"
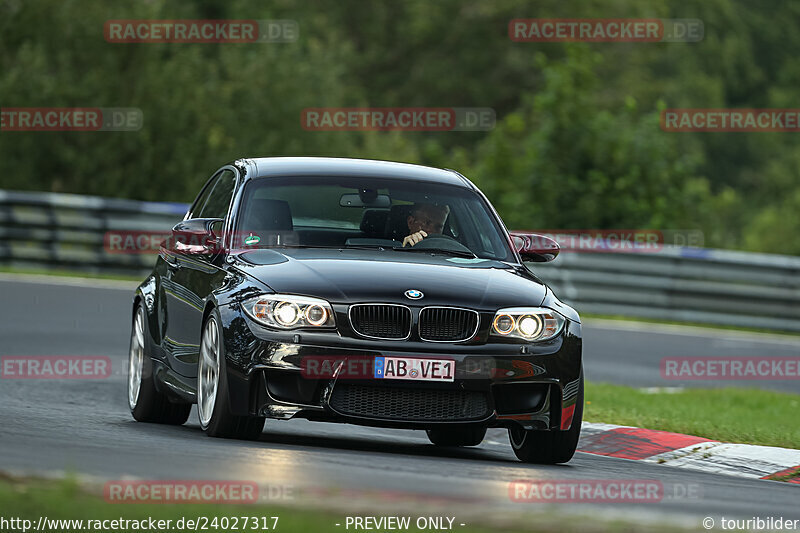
top-left (128, 157), bottom-right (583, 464)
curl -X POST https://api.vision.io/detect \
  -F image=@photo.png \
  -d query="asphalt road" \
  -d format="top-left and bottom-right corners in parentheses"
top-left (1, 276), bottom-right (798, 530)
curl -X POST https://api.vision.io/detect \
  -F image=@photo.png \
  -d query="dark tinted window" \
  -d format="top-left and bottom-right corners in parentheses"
top-left (187, 173), bottom-right (218, 219)
top-left (197, 169), bottom-right (237, 220)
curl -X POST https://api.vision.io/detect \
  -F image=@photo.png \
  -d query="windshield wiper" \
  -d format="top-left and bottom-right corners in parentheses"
top-left (251, 243), bottom-right (478, 259)
top-left (391, 247), bottom-right (477, 259)
top-left (251, 245), bottom-right (331, 249)
top-left (340, 244), bottom-right (391, 251)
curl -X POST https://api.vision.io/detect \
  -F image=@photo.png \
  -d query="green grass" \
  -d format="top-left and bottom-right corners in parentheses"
top-left (585, 381), bottom-right (800, 449)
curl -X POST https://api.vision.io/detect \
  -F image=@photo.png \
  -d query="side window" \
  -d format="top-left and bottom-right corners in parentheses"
top-left (197, 169), bottom-right (237, 220)
top-left (187, 173), bottom-right (219, 220)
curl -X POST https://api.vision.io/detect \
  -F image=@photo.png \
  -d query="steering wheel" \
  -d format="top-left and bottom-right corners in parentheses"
top-left (410, 234), bottom-right (474, 254)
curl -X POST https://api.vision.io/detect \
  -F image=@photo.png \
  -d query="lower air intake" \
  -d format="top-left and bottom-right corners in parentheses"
top-left (329, 384), bottom-right (490, 421)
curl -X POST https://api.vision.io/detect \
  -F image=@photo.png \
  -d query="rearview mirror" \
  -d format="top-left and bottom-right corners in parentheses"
top-left (340, 192), bottom-right (391, 208)
top-left (169, 218), bottom-right (224, 255)
top-left (510, 232), bottom-right (560, 263)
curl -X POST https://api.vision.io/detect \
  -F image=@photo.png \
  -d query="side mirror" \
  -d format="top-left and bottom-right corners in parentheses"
top-left (169, 218), bottom-right (224, 255)
top-left (510, 232), bottom-right (560, 263)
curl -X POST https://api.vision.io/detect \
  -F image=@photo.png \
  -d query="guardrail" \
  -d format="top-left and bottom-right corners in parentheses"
top-left (2, 189), bottom-right (799, 332)
top-left (533, 247), bottom-right (800, 332)
top-left (0, 189), bottom-right (187, 276)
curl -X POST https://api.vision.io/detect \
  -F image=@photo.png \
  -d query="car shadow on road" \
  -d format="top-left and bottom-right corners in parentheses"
top-left (116, 417), bottom-right (533, 465)
top-left (258, 429), bottom-right (515, 463)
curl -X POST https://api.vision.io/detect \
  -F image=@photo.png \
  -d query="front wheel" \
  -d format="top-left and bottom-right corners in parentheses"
top-left (508, 375), bottom-right (584, 464)
top-left (128, 303), bottom-right (191, 424)
top-left (197, 311), bottom-right (265, 440)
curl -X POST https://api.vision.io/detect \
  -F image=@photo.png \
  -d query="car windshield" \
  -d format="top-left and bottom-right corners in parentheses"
top-left (233, 176), bottom-right (513, 261)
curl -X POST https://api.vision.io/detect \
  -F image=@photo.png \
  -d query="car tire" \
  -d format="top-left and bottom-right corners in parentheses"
top-left (508, 374), bottom-right (584, 464)
top-left (426, 425), bottom-right (487, 447)
top-left (197, 310), bottom-right (265, 440)
top-left (128, 303), bottom-right (191, 425)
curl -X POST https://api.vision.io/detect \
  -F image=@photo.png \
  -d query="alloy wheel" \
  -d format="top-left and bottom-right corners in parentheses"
top-left (198, 317), bottom-right (221, 428)
top-left (127, 307), bottom-right (145, 410)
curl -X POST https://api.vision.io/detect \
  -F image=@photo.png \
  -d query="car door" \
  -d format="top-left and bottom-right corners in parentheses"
top-left (162, 168), bottom-right (239, 377)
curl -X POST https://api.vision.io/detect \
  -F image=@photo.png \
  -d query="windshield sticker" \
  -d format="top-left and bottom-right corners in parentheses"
top-left (244, 234), bottom-right (261, 246)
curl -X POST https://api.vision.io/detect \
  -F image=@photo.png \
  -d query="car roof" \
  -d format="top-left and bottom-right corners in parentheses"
top-left (240, 157), bottom-right (472, 188)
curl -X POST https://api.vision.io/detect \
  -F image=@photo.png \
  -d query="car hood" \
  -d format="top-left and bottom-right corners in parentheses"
top-left (232, 248), bottom-right (546, 310)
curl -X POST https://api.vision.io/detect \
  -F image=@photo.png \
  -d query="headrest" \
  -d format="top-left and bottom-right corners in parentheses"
top-left (360, 210), bottom-right (389, 238)
top-left (384, 204), bottom-right (414, 241)
top-left (240, 199), bottom-right (293, 232)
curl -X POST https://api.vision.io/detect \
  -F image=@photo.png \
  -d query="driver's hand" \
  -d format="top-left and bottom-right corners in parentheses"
top-left (402, 230), bottom-right (427, 247)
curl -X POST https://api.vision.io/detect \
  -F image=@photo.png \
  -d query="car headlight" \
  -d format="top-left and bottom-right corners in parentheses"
top-left (491, 307), bottom-right (565, 341)
top-left (243, 294), bottom-right (335, 330)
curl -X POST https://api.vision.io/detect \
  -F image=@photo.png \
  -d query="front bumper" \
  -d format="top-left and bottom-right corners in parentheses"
top-left (219, 303), bottom-right (583, 431)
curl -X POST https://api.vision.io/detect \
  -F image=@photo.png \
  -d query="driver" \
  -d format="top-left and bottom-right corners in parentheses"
top-left (402, 203), bottom-right (450, 247)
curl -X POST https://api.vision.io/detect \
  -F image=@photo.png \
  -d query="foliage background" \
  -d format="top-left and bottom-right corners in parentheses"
top-left (1, 0), bottom-right (798, 253)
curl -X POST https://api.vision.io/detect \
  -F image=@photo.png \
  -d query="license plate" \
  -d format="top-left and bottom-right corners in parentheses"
top-left (374, 357), bottom-right (455, 382)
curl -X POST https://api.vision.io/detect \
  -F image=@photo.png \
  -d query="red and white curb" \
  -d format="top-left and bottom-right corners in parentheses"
top-left (579, 422), bottom-right (800, 483)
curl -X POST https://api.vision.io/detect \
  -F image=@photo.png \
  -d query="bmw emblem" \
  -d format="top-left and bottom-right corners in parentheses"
top-left (404, 289), bottom-right (424, 300)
